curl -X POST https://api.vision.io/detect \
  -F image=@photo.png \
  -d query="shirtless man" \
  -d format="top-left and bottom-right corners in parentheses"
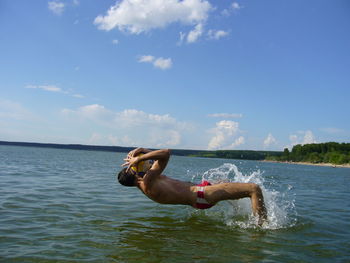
top-left (118, 148), bottom-right (267, 225)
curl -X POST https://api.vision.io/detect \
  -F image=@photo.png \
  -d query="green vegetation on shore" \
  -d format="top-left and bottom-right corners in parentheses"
top-left (189, 150), bottom-right (281, 160)
top-left (1, 141), bottom-right (349, 165)
top-left (266, 142), bottom-right (350, 165)
top-left (0, 140), bottom-right (281, 160)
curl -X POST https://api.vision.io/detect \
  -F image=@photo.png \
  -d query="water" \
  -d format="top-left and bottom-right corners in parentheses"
top-left (0, 146), bottom-right (349, 262)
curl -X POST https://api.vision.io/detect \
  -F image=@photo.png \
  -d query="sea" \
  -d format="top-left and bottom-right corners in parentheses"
top-left (0, 145), bottom-right (349, 263)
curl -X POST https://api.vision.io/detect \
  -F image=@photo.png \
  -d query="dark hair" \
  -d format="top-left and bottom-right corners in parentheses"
top-left (117, 168), bottom-right (136, 187)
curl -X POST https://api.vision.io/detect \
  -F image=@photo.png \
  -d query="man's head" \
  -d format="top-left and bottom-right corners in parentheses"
top-left (117, 168), bottom-right (136, 187)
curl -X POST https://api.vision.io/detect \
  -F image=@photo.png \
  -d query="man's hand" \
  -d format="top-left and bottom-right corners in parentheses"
top-left (122, 155), bottom-right (141, 173)
top-left (126, 147), bottom-right (151, 159)
top-left (122, 148), bottom-right (152, 172)
top-left (121, 148), bottom-right (170, 175)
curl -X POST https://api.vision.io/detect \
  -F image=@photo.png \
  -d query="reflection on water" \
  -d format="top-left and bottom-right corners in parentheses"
top-left (112, 215), bottom-right (271, 263)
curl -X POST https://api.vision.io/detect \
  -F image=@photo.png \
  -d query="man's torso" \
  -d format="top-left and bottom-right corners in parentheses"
top-left (138, 175), bottom-right (197, 206)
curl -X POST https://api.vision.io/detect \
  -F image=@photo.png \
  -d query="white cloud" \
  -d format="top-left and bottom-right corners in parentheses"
top-left (25, 85), bottom-right (62, 93)
top-left (287, 130), bottom-right (317, 149)
top-left (229, 136), bottom-right (245, 149)
top-left (88, 132), bottom-right (103, 144)
top-left (178, 32), bottom-right (186, 45)
top-left (61, 105), bottom-right (192, 147)
top-left (263, 133), bottom-right (277, 148)
top-left (232, 2), bottom-right (241, 10)
top-left (303, 130), bottom-right (316, 144)
top-left (48, 1), bottom-right (65, 15)
top-left (138, 55), bottom-right (172, 70)
top-left (151, 130), bottom-right (181, 147)
top-left (25, 84), bottom-right (84, 98)
top-left (208, 29), bottom-right (229, 40)
top-left (112, 39), bottom-right (119, 45)
top-left (222, 1), bottom-right (241, 16)
top-left (208, 120), bottom-right (244, 150)
top-left (179, 26), bottom-right (229, 45)
top-left (154, 57), bottom-right (173, 70)
top-left (138, 55), bottom-right (155, 63)
top-left (208, 113), bottom-right (242, 118)
top-left (94, 0), bottom-right (212, 34)
top-left (96, 134), bottom-right (136, 146)
top-left (62, 104), bottom-right (113, 121)
top-left (0, 99), bottom-right (36, 121)
top-left (88, 133), bottom-right (137, 146)
top-left (187, 23), bottom-right (204, 43)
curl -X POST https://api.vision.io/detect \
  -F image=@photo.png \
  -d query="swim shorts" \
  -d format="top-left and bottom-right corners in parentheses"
top-left (194, 180), bottom-right (213, 210)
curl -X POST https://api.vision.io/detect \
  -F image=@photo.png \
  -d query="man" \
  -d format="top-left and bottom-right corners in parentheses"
top-left (118, 148), bottom-right (267, 225)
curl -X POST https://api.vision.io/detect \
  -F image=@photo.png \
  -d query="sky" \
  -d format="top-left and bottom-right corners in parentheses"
top-left (0, 0), bottom-right (349, 151)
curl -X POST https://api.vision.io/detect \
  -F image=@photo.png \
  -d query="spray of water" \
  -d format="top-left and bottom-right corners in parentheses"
top-left (190, 163), bottom-right (297, 230)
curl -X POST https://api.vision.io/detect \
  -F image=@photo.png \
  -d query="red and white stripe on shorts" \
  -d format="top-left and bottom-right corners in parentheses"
top-left (195, 180), bottom-right (213, 209)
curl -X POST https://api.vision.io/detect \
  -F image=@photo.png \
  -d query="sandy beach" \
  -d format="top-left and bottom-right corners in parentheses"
top-left (261, 160), bottom-right (350, 169)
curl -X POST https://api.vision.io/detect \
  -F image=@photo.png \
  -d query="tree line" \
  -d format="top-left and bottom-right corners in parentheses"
top-left (2, 140), bottom-right (349, 164)
top-left (266, 142), bottom-right (350, 164)
top-left (0, 141), bottom-right (281, 160)
top-left (189, 150), bottom-right (281, 160)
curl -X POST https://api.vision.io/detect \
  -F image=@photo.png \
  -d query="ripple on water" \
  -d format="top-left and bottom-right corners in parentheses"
top-left (1, 147), bottom-right (349, 263)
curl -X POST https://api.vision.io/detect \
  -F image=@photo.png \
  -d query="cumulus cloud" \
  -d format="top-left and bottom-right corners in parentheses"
top-left (303, 130), bottom-right (316, 144)
top-left (62, 105), bottom-right (192, 147)
top-left (287, 130), bottom-right (317, 149)
top-left (151, 130), bottom-right (181, 147)
top-left (229, 136), bottom-right (245, 149)
top-left (232, 2), bottom-right (241, 10)
top-left (48, 1), bottom-right (65, 15)
top-left (222, 1), bottom-right (242, 16)
top-left (138, 55), bottom-right (172, 70)
top-left (62, 104), bottom-right (112, 121)
top-left (263, 133), bottom-right (277, 148)
top-left (208, 113), bottom-right (242, 119)
top-left (187, 23), bottom-right (204, 43)
top-left (94, 0), bottom-right (212, 34)
top-left (208, 120), bottom-right (244, 150)
top-left (179, 23), bottom-right (228, 44)
top-left (95, 0), bottom-right (233, 45)
top-left (154, 58), bottom-right (172, 70)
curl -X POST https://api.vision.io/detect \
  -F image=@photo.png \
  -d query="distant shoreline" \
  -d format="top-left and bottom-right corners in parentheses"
top-left (0, 140), bottom-right (231, 158)
top-left (261, 160), bottom-right (350, 169)
top-left (2, 140), bottom-right (349, 167)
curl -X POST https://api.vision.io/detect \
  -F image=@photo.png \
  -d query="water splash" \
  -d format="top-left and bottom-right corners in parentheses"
top-left (191, 163), bottom-right (297, 230)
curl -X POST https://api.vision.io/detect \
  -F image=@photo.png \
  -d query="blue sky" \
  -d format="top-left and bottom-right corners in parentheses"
top-left (1, 0), bottom-right (349, 151)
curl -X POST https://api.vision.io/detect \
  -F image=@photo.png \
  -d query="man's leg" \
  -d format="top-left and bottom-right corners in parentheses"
top-left (204, 183), bottom-right (267, 224)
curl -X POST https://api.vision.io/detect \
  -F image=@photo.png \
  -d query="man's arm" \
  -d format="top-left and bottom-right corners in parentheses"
top-left (127, 147), bottom-right (152, 159)
top-left (140, 149), bottom-right (170, 172)
top-left (123, 149), bottom-right (170, 185)
top-left (142, 149), bottom-right (170, 187)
